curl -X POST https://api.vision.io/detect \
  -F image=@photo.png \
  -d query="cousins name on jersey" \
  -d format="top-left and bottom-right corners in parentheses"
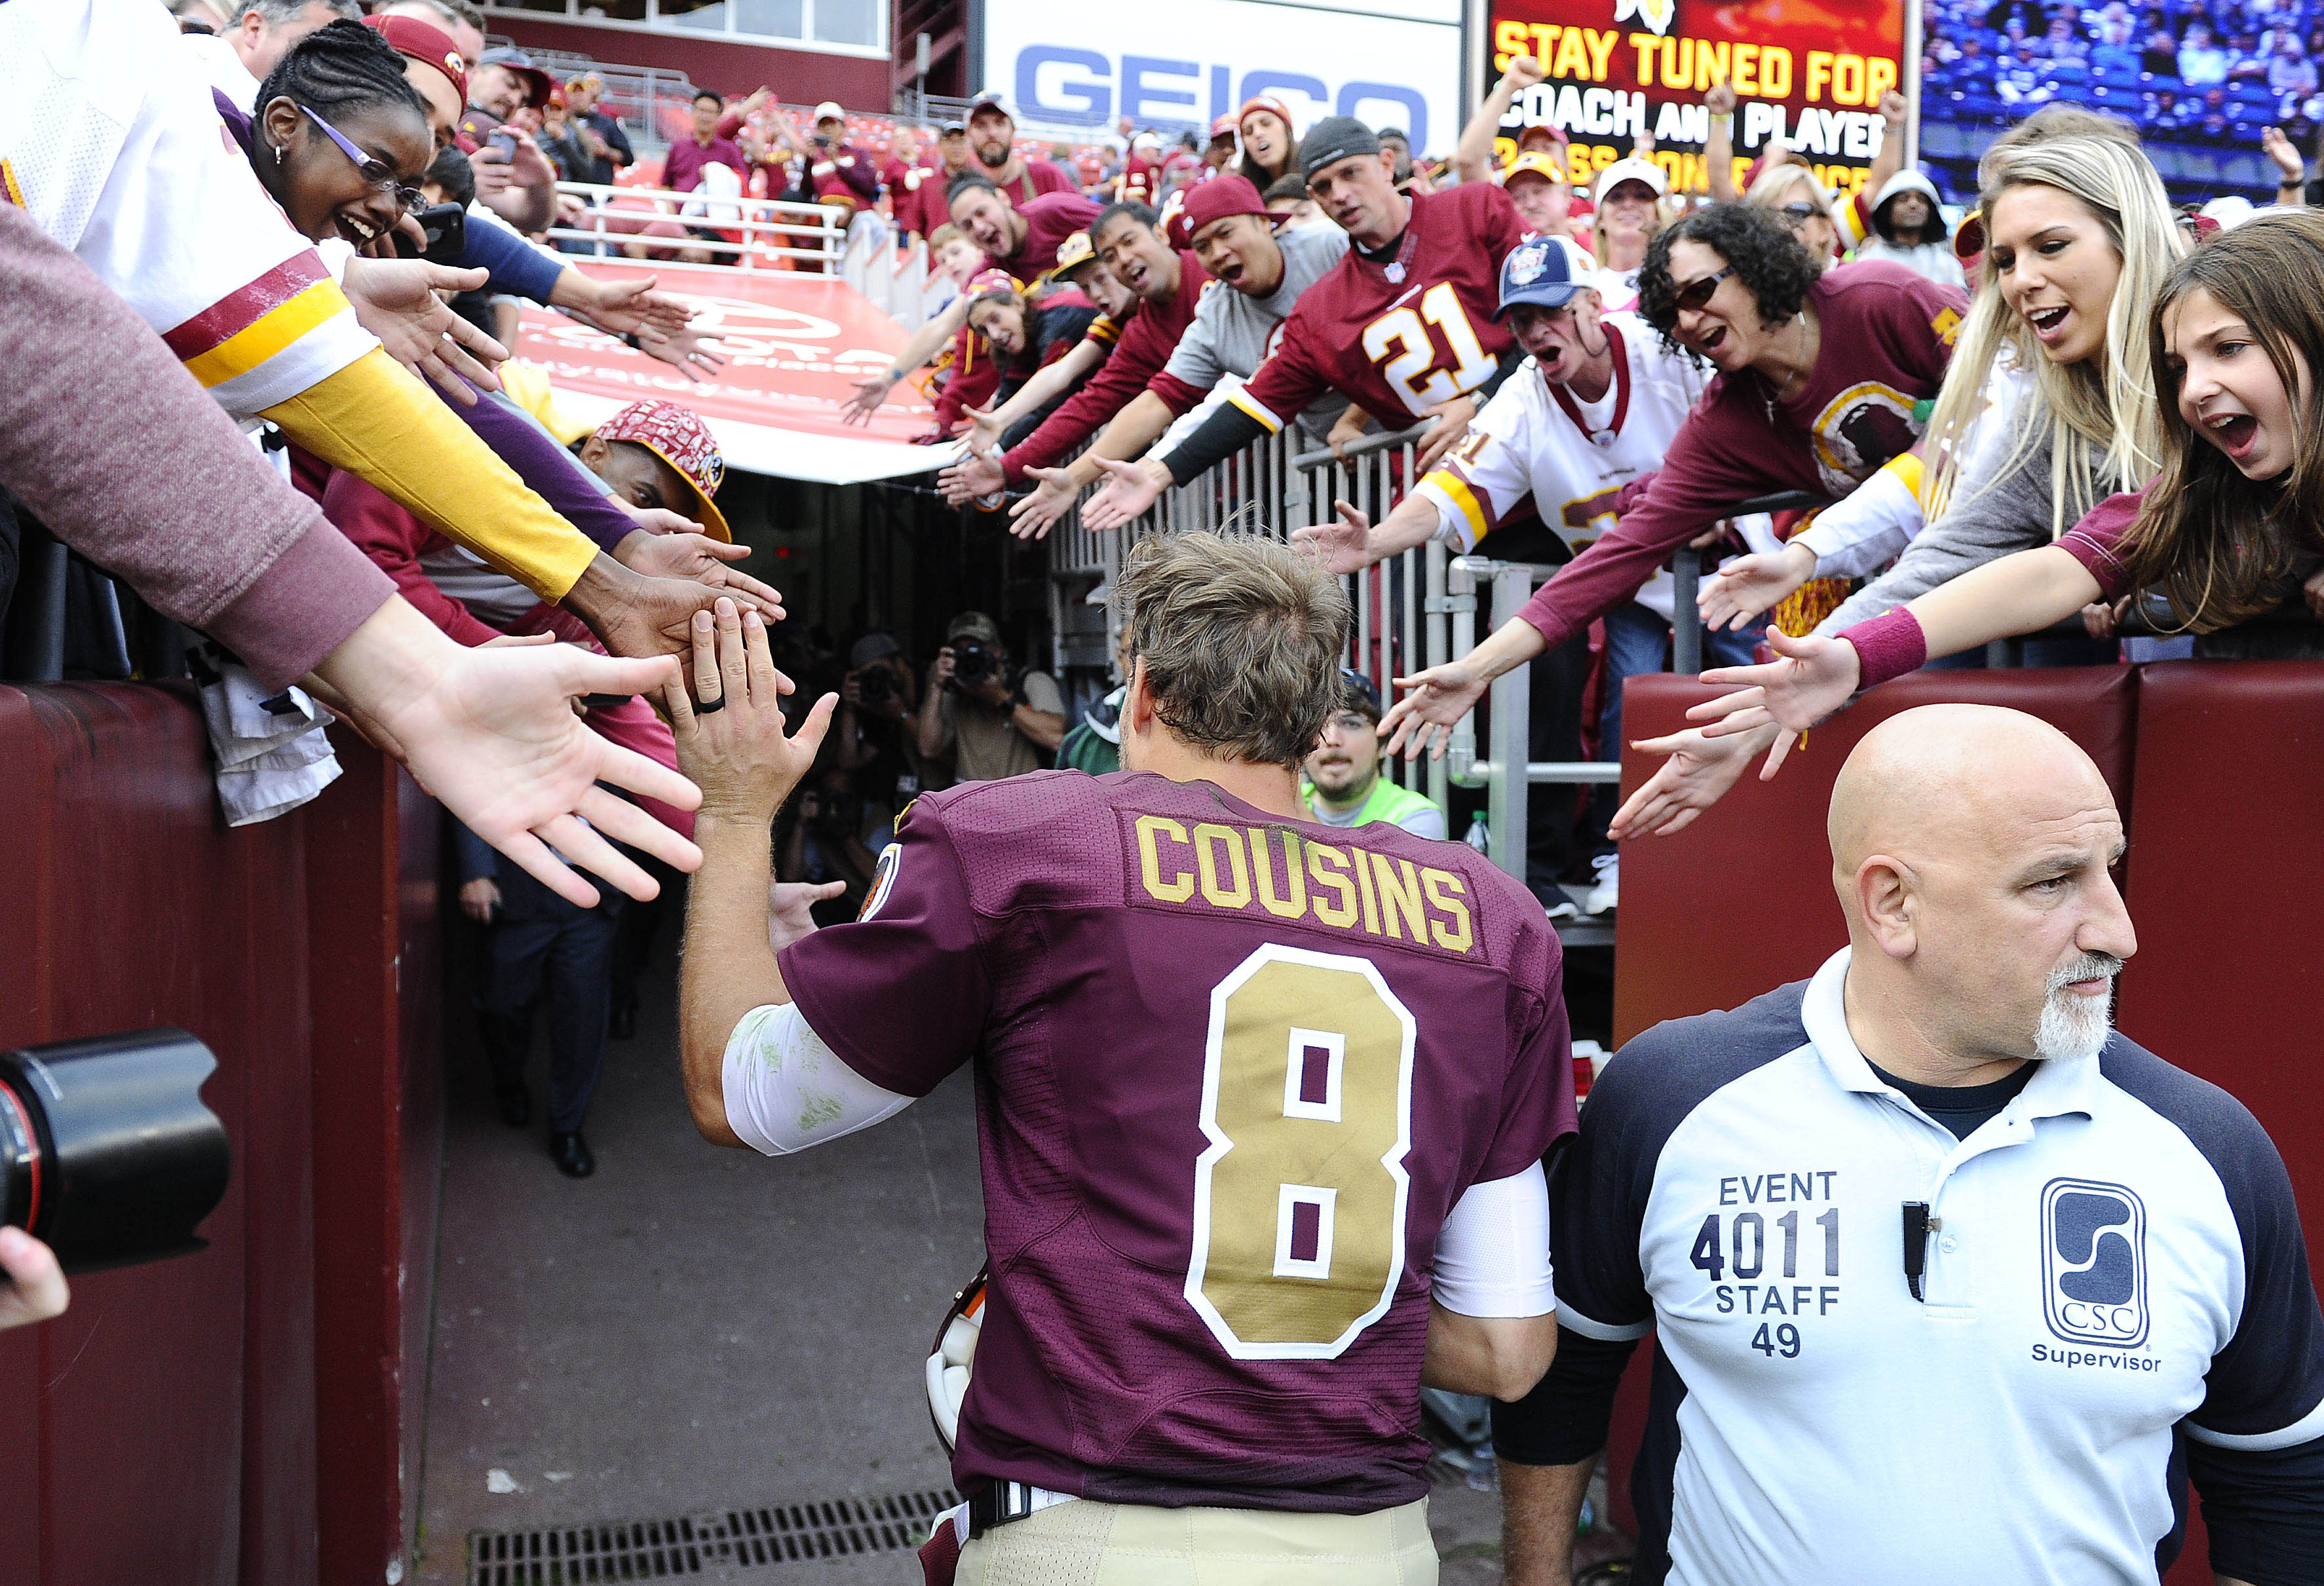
top-left (1127, 813), bottom-right (1476, 956)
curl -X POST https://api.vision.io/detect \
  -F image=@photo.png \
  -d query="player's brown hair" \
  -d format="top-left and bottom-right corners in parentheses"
top-left (1118, 533), bottom-right (1350, 768)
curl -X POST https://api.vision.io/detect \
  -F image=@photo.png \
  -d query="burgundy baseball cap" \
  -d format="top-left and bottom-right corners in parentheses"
top-left (1180, 174), bottom-right (1268, 236)
top-left (596, 400), bottom-right (731, 541)
top-left (364, 14), bottom-right (467, 111)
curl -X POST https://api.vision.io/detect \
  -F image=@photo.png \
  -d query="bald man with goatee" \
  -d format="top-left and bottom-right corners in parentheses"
top-left (1487, 704), bottom-right (2324, 1586)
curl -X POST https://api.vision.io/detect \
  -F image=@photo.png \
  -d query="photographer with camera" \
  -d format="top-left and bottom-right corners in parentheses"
top-left (836, 632), bottom-right (923, 812)
top-left (914, 611), bottom-right (1065, 785)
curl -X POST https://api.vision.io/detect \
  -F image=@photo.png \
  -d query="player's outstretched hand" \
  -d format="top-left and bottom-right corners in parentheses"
top-left (1607, 723), bottom-right (1776, 839)
top-left (1082, 457), bottom-right (1168, 531)
top-left (1701, 542), bottom-right (1815, 632)
top-left (0, 1228), bottom-right (68, 1331)
top-left (616, 531), bottom-right (786, 622)
top-left (666, 597), bottom-right (837, 826)
top-left (1379, 661), bottom-right (1490, 761)
top-left (342, 258), bottom-right (504, 403)
top-left (961, 404), bottom-right (1008, 457)
top-left (938, 451), bottom-right (1006, 505)
top-left (1289, 500), bottom-right (1375, 574)
top-left (769, 877), bottom-right (847, 953)
top-left (1008, 467), bottom-right (1079, 540)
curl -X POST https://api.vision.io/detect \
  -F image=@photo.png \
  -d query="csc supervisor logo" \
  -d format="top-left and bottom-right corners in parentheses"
top-left (2041, 1178), bottom-right (2148, 1348)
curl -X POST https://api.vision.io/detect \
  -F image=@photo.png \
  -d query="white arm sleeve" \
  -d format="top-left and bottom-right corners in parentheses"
top-left (1431, 1161), bottom-right (1556, 1318)
top-left (721, 1002), bottom-right (915, 1156)
top-left (1789, 463), bottom-right (1924, 579)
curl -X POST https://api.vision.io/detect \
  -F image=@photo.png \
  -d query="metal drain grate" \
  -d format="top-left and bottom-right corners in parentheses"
top-left (468, 1488), bottom-right (960, 1583)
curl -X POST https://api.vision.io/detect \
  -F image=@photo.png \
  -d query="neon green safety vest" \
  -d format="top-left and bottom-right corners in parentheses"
top-left (1301, 776), bottom-right (1443, 832)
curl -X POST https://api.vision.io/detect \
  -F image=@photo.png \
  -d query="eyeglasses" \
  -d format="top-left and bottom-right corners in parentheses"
top-left (1671, 265), bottom-right (1734, 313)
top-left (299, 104), bottom-right (427, 215)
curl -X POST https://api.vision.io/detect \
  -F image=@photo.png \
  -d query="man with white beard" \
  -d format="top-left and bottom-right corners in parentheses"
top-left (1486, 704), bottom-right (2324, 1586)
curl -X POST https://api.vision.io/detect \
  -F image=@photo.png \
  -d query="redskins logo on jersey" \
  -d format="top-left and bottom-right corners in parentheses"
top-left (858, 840), bottom-right (903, 921)
top-left (1808, 382), bottom-right (1922, 495)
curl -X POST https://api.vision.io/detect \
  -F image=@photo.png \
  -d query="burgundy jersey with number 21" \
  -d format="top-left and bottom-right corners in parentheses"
top-left (778, 770), bottom-right (1574, 1514)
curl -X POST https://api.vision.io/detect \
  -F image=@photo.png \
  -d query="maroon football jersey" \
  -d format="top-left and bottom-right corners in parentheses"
top-left (1230, 183), bottom-right (1527, 435)
top-left (780, 770), bottom-right (1574, 1513)
top-left (1000, 191), bottom-right (1102, 284)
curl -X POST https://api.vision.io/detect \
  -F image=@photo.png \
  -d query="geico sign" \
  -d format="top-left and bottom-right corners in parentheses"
top-left (1008, 48), bottom-right (1432, 150)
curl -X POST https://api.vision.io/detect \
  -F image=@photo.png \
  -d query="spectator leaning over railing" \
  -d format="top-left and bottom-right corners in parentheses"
top-left (218, 23), bottom-right (750, 603)
top-left (837, 181), bottom-right (1099, 425)
top-left (923, 235), bottom-right (1130, 447)
top-left (1083, 118), bottom-right (1533, 525)
top-left (913, 611), bottom-right (1066, 784)
top-left (1618, 206), bottom-right (2324, 840)
top-left (1301, 672), bottom-right (1447, 839)
top-left (1702, 136), bottom-right (2178, 666)
top-left (1232, 96), bottom-right (1299, 192)
top-left (1378, 206), bottom-right (1966, 765)
top-left (0, 202), bottom-right (700, 904)
top-left (2, 0), bottom-right (770, 664)
top-left (936, 201), bottom-right (1211, 506)
top-left (983, 176), bottom-right (1353, 540)
top-left (181, 0), bottom-right (356, 113)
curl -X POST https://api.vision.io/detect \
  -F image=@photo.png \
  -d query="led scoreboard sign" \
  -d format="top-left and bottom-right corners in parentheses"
top-left (1485, 0), bottom-right (1912, 198)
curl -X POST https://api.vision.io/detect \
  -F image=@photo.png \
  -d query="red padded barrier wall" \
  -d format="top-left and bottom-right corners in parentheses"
top-left (0, 691), bottom-right (440, 1586)
top-left (0, 685), bottom-right (301, 1586)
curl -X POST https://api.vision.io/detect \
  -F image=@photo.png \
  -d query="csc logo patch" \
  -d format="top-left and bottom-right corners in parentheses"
top-left (2041, 1178), bottom-right (2148, 1348)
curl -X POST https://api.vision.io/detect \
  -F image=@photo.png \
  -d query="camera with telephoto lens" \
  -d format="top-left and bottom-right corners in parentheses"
top-left (951, 637), bottom-right (999, 689)
top-left (0, 1030), bottom-right (231, 1275)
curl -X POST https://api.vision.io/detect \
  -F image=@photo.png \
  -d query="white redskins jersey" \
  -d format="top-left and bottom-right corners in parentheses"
top-left (1414, 312), bottom-right (1776, 621)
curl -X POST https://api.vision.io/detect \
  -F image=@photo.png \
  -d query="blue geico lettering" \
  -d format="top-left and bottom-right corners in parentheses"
top-left (1014, 47), bottom-right (1429, 148)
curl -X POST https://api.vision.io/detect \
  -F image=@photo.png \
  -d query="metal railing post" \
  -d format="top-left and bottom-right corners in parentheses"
top-left (1487, 565), bottom-right (1531, 883)
top-left (1671, 545), bottom-right (1702, 677)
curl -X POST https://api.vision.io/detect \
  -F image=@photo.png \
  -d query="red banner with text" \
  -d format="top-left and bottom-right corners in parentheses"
top-left (1486, 0), bottom-right (1910, 198)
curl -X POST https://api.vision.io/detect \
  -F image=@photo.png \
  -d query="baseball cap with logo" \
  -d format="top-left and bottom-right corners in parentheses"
top-left (1297, 116), bottom-right (1383, 183)
top-left (1208, 115), bottom-right (1238, 143)
top-left (363, 14), bottom-right (467, 111)
top-left (968, 89), bottom-right (1012, 122)
top-left (1181, 174), bottom-right (1268, 237)
top-left (1236, 96), bottom-right (1295, 134)
top-left (596, 400), bottom-right (731, 542)
top-left (1595, 155), bottom-right (1669, 202)
top-left (813, 100), bottom-right (846, 124)
top-left (476, 45), bottom-right (552, 109)
top-left (947, 611), bottom-right (1003, 646)
top-left (1494, 236), bottom-right (1589, 320)
top-left (1042, 229), bottom-right (1101, 286)
top-left (1498, 151), bottom-right (1568, 189)
top-left (963, 267), bottom-right (1019, 300)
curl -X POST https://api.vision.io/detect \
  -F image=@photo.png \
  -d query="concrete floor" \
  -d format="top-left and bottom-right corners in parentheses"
top-left (408, 952), bottom-right (1578, 1585)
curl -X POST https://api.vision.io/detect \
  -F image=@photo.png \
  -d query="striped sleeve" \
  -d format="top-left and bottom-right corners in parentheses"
top-left (1836, 187), bottom-right (1875, 252)
top-left (0, 0), bottom-right (377, 421)
top-left (1411, 404), bottom-right (1534, 552)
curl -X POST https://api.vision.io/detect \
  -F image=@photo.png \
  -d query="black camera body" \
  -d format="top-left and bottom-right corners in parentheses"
top-left (854, 662), bottom-right (897, 708)
top-left (0, 1030), bottom-right (231, 1275)
top-left (951, 637), bottom-right (1000, 689)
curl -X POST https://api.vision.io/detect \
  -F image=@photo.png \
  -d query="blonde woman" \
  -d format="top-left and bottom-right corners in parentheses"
top-left (1589, 156), bottom-right (1677, 309)
top-left (1618, 134), bottom-right (2186, 836)
top-left (1745, 161), bottom-right (1842, 267)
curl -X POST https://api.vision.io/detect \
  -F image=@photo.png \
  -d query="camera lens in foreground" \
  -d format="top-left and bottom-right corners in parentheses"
top-left (0, 1029), bottom-right (231, 1275)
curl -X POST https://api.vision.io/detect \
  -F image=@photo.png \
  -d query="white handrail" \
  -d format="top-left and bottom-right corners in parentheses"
top-left (548, 181), bottom-right (843, 267)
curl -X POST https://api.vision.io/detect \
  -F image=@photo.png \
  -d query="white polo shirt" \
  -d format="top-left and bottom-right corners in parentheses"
top-left (1554, 947), bottom-right (2324, 1586)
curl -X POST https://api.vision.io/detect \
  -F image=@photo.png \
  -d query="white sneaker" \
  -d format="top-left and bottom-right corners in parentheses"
top-left (1538, 888), bottom-right (1578, 920)
top-left (1583, 852), bottom-right (1619, 915)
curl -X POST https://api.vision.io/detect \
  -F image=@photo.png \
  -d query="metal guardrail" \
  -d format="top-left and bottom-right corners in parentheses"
top-left (548, 181), bottom-right (845, 268)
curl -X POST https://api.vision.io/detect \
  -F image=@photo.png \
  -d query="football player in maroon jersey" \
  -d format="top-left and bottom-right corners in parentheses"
top-left (1083, 117), bottom-right (1532, 529)
top-left (668, 535), bottom-right (1573, 1581)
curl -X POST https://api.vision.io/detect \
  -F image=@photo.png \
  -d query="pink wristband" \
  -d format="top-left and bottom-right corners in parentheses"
top-left (1839, 607), bottom-right (1928, 690)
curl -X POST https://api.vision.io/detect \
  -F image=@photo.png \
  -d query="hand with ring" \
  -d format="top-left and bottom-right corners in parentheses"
top-left (665, 597), bottom-right (829, 825)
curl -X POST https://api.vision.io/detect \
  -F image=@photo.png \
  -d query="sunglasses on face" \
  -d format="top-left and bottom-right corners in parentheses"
top-left (1671, 264), bottom-right (1735, 312)
top-left (299, 104), bottom-right (427, 215)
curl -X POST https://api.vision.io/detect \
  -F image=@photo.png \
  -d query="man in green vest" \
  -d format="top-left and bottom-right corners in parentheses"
top-left (1301, 671), bottom-right (1447, 839)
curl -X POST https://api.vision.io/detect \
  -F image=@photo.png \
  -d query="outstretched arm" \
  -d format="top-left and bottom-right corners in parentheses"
top-left (843, 295), bottom-right (971, 423)
top-left (1704, 84), bottom-right (1742, 202)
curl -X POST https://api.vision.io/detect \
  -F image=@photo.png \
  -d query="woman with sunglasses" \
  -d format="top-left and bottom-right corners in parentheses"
top-left (1744, 164), bottom-right (1841, 268)
top-left (1379, 203), bottom-right (1966, 760)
